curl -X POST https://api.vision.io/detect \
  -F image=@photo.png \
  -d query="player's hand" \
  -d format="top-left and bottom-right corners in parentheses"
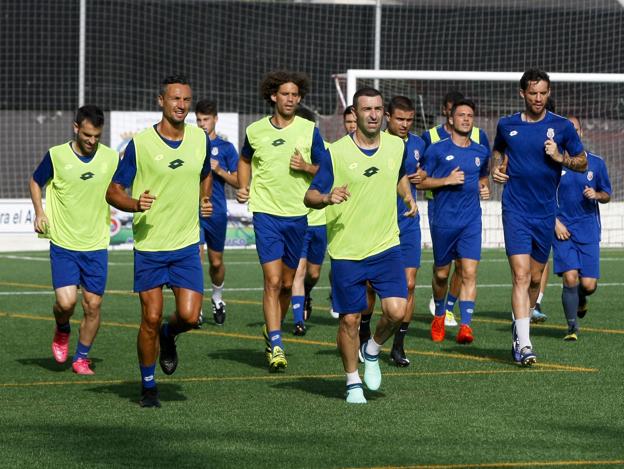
top-left (210, 158), bottom-right (220, 174)
top-left (324, 184), bottom-right (350, 205)
top-left (445, 167), bottom-right (464, 185)
top-left (289, 148), bottom-right (308, 172)
top-left (136, 190), bottom-right (156, 212)
top-left (479, 183), bottom-right (490, 200)
top-left (555, 218), bottom-right (571, 240)
top-left (492, 154), bottom-right (509, 184)
top-left (34, 214), bottom-right (49, 234)
top-left (583, 185), bottom-right (597, 200)
top-left (200, 196), bottom-right (213, 217)
top-left (408, 168), bottom-right (426, 185)
top-left (236, 186), bottom-right (250, 203)
top-left (544, 138), bottom-right (563, 163)
top-left (403, 197), bottom-right (418, 217)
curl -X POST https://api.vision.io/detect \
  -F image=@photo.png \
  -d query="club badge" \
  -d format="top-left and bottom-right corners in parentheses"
top-left (547, 128), bottom-right (555, 139)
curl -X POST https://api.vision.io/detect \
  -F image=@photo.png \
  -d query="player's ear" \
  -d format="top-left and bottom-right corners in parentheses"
top-left (518, 89), bottom-right (525, 100)
top-left (270, 93), bottom-right (277, 104)
top-left (157, 94), bottom-right (164, 108)
top-left (73, 122), bottom-right (79, 135)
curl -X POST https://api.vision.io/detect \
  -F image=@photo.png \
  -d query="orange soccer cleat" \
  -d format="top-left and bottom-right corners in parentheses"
top-left (431, 315), bottom-right (446, 342)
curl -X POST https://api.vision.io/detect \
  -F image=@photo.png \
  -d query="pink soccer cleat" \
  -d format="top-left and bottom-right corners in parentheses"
top-left (52, 330), bottom-right (70, 363)
top-left (72, 358), bottom-right (94, 375)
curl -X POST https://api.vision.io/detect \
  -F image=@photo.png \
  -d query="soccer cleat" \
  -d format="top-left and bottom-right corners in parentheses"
top-left (429, 296), bottom-right (436, 316)
top-left (445, 311), bottom-right (458, 327)
top-left (564, 327), bottom-right (579, 341)
top-left (303, 295), bottom-right (313, 321)
top-left (530, 305), bottom-right (548, 323)
top-left (577, 299), bottom-right (588, 319)
top-left (360, 341), bottom-right (381, 391)
top-left (293, 321), bottom-right (306, 336)
top-left (345, 383), bottom-right (367, 404)
top-left (139, 386), bottom-right (161, 408)
top-left (431, 315), bottom-right (446, 342)
top-left (268, 346), bottom-right (287, 371)
top-left (52, 329), bottom-right (70, 363)
top-left (159, 325), bottom-right (178, 375)
top-left (212, 299), bottom-right (226, 325)
top-left (456, 324), bottom-right (474, 344)
top-left (192, 309), bottom-right (204, 329)
top-left (390, 344), bottom-right (410, 367)
top-left (72, 358), bottom-right (94, 375)
top-left (511, 321), bottom-right (521, 363)
top-left (519, 346), bottom-right (537, 367)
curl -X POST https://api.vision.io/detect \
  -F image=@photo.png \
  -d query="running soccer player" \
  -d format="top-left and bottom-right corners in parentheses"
top-left (492, 69), bottom-right (586, 366)
top-left (418, 99), bottom-right (490, 343)
top-left (423, 91), bottom-right (490, 327)
top-left (553, 116), bottom-right (611, 341)
top-left (359, 96), bottom-right (426, 367)
top-left (195, 99), bottom-right (239, 325)
top-left (106, 75), bottom-right (212, 407)
top-left (29, 105), bottom-right (118, 376)
top-left (343, 105), bottom-right (357, 134)
top-left (305, 87), bottom-right (418, 404)
top-left (237, 70), bottom-right (326, 370)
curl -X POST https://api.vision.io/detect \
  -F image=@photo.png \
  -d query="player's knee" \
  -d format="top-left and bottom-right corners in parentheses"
top-left (562, 271), bottom-right (579, 287)
top-left (55, 298), bottom-right (77, 315)
top-left (280, 281), bottom-right (293, 295)
top-left (82, 298), bottom-right (102, 318)
top-left (433, 269), bottom-right (449, 284)
top-left (141, 309), bottom-right (162, 332)
top-left (583, 280), bottom-right (597, 295)
top-left (340, 314), bottom-right (360, 335)
top-left (264, 275), bottom-right (282, 293)
top-left (512, 270), bottom-right (531, 287)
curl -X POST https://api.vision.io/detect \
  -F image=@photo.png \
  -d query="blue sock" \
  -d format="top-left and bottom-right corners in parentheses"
top-left (140, 364), bottom-right (157, 389)
top-left (56, 320), bottom-right (71, 334)
top-left (268, 329), bottom-right (283, 349)
top-left (291, 295), bottom-right (305, 324)
top-left (459, 301), bottom-right (475, 326)
top-left (446, 293), bottom-right (458, 313)
top-left (72, 341), bottom-right (91, 362)
top-left (434, 298), bottom-right (446, 317)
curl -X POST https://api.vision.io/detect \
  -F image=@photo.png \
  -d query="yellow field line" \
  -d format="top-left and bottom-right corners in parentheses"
top-left (352, 460), bottom-right (624, 469)
top-left (0, 368), bottom-right (586, 389)
top-left (0, 311), bottom-right (598, 373)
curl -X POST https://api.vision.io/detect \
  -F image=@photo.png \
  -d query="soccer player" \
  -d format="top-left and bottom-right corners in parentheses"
top-left (418, 99), bottom-right (490, 343)
top-left (236, 70), bottom-right (326, 370)
top-left (343, 105), bottom-right (357, 134)
top-left (29, 105), bottom-right (118, 376)
top-left (195, 99), bottom-right (239, 325)
top-left (106, 75), bottom-right (212, 407)
top-left (423, 91), bottom-right (490, 327)
top-left (305, 87), bottom-right (418, 404)
top-left (358, 96), bottom-right (426, 367)
top-left (553, 116), bottom-right (611, 340)
top-left (492, 69), bottom-right (586, 366)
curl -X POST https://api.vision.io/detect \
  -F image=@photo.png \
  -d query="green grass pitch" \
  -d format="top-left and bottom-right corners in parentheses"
top-left (1, 248), bottom-right (623, 468)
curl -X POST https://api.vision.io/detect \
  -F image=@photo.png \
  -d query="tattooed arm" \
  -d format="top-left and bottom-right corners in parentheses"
top-left (544, 139), bottom-right (587, 172)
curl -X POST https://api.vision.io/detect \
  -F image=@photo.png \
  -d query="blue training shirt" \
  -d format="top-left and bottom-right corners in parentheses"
top-left (557, 152), bottom-right (611, 244)
top-left (422, 137), bottom-right (490, 228)
top-left (201, 135), bottom-right (239, 220)
top-left (112, 125), bottom-right (212, 188)
top-left (493, 111), bottom-right (584, 219)
top-left (33, 143), bottom-right (97, 187)
top-left (397, 132), bottom-right (425, 233)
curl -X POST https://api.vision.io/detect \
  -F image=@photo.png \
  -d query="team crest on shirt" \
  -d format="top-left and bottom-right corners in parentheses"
top-left (561, 170), bottom-right (567, 176)
top-left (475, 157), bottom-right (481, 167)
top-left (547, 128), bottom-right (555, 139)
top-left (509, 130), bottom-right (518, 136)
top-left (211, 147), bottom-right (219, 156)
top-left (349, 162), bottom-right (358, 170)
top-left (587, 171), bottom-right (594, 181)
top-left (413, 150), bottom-right (420, 161)
top-left (154, 154), bottom-right (164, 161)
top-left (445, 155), bottom-right (455, 161)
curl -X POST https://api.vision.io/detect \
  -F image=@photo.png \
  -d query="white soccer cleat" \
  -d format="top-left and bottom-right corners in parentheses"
top-left (330, 308), bottom-right (339, 319)
top-left (445, 311), bottom-right (458, 327)
top-left (429, 296), bottom-right (436, 316)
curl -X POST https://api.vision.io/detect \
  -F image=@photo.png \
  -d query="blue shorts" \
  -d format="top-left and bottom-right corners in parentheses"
top-left (331, 246), bottom-right (407, 314)
top-left (399, 226), bottom-right (421, 269)
top-left (134, 243), bottom-right (204, 294)
top-left (503, 211), bottom-right (554, 264)
top-left (430, 222), bottom-right (481, 267)
top-left (301, 225), bottom-right (327, 265)
top-left (200, 213), bottom-right (227, 253)
top-left (50, 243), bottom-right (108, 296)
top-left (553, 239), bottom-right (600, 278)
top-left (253, 213), bottom-right (307, 269)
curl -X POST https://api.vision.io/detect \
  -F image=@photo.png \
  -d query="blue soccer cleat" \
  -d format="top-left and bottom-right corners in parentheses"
top-left (519, 346), bottom-right (537, 367)
top-left (345, 383), bottom-right (367, 404)
top-left (360, 341), bottom-right (381, 391)
top-left (530, 305), bottom-right (547, 323)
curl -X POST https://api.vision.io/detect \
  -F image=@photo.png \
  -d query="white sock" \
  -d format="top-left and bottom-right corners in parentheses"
top-left (365, 337), bottom-right (382, 356)
top-left (346, 370), bottom-right (361, 386)
top-left (515, 317), bottom-right (532, 350)
top-left (537, 292), bottom-right (544, 304)
top-left (212, 283), bottom-right (224, 304)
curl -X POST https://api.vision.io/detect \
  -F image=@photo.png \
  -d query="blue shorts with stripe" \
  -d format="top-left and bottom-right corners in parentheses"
top-left (300, 225), bottom-right (327, 265)
top-left (50, 242), bottom-right (108, 296)
top-left (430, 222), bottom-right (481, 267)
top-left (553, 238), bottom-right (600, 278)
top-left (399, 226), bottom-right (421, 269)
top-left (134, 243), bottom-right (204, 294)
top-left (503, 210), bottom-right (554, 264)
top-left (330, 246), bottom-right (407, 314)
top-left (200, 212), bottom-right (227, 253)
top-left (253, 212), bottom-right (307, 269)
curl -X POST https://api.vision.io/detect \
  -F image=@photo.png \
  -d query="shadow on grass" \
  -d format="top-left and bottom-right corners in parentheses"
top-left (271, 377), bottom-right (386, 402)
top-left (206, 347), bottom-right (269, 370)
top-left (86, 381), bottom-right (187, 405)
top-left (16, 356), bottom-right (102, 372)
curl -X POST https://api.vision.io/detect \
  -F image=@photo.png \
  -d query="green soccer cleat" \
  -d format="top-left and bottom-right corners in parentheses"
top-left (268, 346), bottom-right (287, 371)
